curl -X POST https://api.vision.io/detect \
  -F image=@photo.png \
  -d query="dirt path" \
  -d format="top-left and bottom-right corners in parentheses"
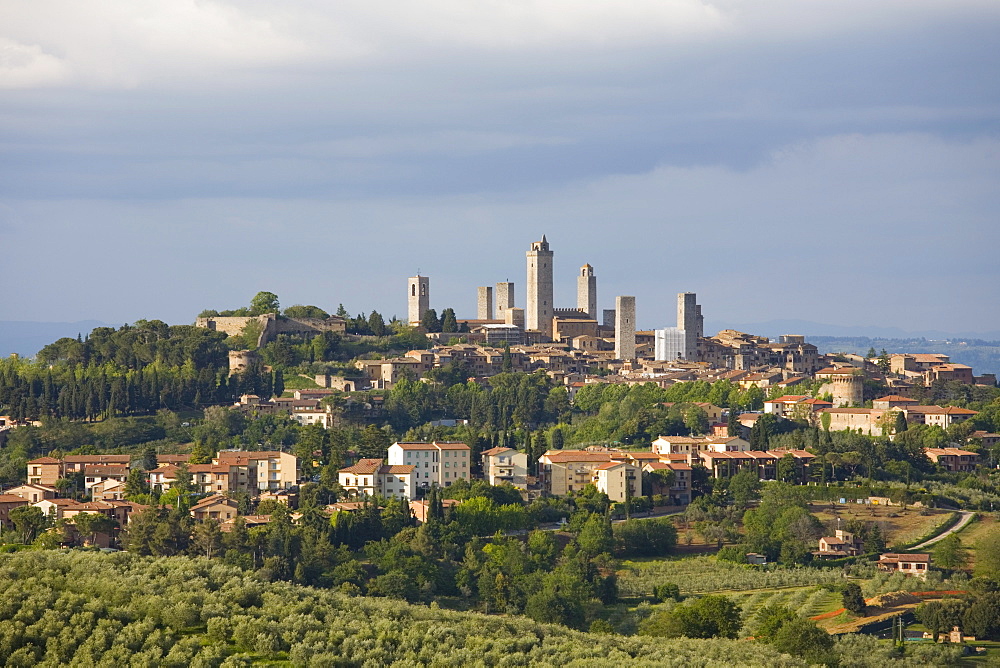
top-left (912, 511), bottom-right (975, 550)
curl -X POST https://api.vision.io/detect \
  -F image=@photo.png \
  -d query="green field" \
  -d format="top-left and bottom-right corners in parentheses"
top-left (618, 556), bottom-right (846, 597)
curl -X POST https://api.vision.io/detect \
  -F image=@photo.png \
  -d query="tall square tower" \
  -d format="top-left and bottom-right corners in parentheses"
top-left (577, 264), bottom-right (597, 319)
top-left (677, 292), bottom-right (701, 360)
top-left (495, 282), bottom-right (514, 320)
top-left (615, 295), bottom-right (636, 361)
top-left (477, 286), bottom-right (493, 320)
top-left (526, 236), bottom-right (554, 338)
top-left (408, 275), bottom-right (430, 325)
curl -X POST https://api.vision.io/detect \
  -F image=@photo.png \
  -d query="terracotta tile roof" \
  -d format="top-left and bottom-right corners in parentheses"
top-left (190, 494), bottom-right (237, 511)
top-left (0, 494), bottom-right (27, 503)
top-left (542, 451), bottom-right (623, 463)
top-left (188, 464), bottom-right (233, 474)
top-left (879, 553), bottom-right (930, 563)
top-left (434, 442), bottom-right (471, 450)
top-left (769, 449), bottom-right (816, 459)
top-left (906, 405), bottom-right (978, 415)
top-left (874, 395), bottom-right (917, 403)
top-left (699, 451), bottom-right (753, 460)
top-left (83, 464), bottom-right (129, 475)
top-left (595, 462), bottom-right (626, 471)
top-left (481, 447), bottom-right (516, 457)
top-left (924, 447), bottom-right (978, 457)
top-left (28, 457), bottom-right (62, 464)
top-left (626, 452), bottom-right (663, 460)
top-left (339, 458), bottom-right (384, 475)
top-left (379, 465), bottom-right (415, 475)
top-left (216, 450), bottom-right (285, 460)
top-left (653, 436), bottom-right (706, 444)
top-left (393, 442), bottom-right (437, 450)
top-left (765, 395), bottom-right (809, 404)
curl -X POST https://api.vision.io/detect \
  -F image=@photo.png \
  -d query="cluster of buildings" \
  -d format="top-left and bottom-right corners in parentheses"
top-left (814, 528), bottom-right (932, 577)
top-left (1, 450), bottom-right (302, 545)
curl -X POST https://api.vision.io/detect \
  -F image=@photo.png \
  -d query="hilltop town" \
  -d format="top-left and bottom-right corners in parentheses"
top-left (0, 236), bottom-right (999, 665)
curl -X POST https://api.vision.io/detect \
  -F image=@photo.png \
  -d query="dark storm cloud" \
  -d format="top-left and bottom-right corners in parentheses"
top-left (0, 1), bottom-right (998, 333)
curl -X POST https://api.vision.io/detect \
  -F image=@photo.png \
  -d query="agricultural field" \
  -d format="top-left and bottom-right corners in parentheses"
top-left (617, 556), bottom-right (846, 598)
top-left (809, 503), bottom-right (954, 547)
top-left (956, 514), bottom-right (1000, 573)
top-left (728, 587), bottom-right (843, 635)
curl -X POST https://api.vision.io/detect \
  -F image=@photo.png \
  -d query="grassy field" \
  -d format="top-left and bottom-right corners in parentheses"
top-left (809, 503), bottom-right (954, 547)
top-left (281, 374), bottom-right (321, 391)
top-left (957, 514), bottom-right (999, 574)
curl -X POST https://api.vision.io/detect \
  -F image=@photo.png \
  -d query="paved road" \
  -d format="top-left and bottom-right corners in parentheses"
top-left (912, 511), bottom-right (975, 550)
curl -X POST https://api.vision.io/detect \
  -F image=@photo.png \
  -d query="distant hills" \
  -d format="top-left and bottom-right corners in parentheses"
top-left (705, 319), bottom-right (1000, 342)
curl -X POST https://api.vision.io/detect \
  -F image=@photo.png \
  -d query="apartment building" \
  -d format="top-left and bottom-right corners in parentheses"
top-left (386, 441), bottom-right (471, 488)
top-left (481, 447), bottom-right (529, 489)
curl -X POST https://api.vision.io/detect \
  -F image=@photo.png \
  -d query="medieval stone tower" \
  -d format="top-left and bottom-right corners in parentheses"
top-left (495, 282), bottom-right (514, 320)
top-left (678, 292), bottom-right (704, 360)
top-left (615, 295), bottom-right (636, 360)
top-left (577, 264), bottom-right (597, 319)
top-left (408, 275), bottom-right (430, 325)
top-left (830, 373), bottom-right (864, 407)
top-left (477, 286), bottom-right (493, 320)
top-left (526, 236), bottom-right (554, 338)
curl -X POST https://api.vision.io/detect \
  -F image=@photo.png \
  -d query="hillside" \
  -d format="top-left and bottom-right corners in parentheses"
top-left (0, 550), bottom-right (805, 667)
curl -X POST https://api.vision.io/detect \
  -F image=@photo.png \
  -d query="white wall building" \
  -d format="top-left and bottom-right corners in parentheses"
top-left (387, 441), bottom-right (472, 489)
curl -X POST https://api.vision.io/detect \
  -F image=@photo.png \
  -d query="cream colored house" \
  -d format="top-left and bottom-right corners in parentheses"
top-left (538, 450), bottom-right (627, 496)
top-left (593, 461), bottom-right (641, 503)
top-left (190, 494), bottom-right (240, 521)
top-left (338, 458), bottom-right (416, 499)
top-left (481, 447), bottom-right (529, 489)
top-left (651, 436), bottom-right (707, 460)
top-left (214, 451), bottom-right (300, 492)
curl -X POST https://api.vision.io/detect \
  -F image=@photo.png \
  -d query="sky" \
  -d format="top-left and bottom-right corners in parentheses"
top-left (1, 0), bottom-right (999, 336)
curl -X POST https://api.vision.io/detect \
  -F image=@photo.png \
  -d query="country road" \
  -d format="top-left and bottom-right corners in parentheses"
top-left (911, 511), bottom-right (975, 550)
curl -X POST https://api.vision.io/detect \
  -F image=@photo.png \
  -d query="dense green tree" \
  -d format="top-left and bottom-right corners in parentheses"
top-left (440, 308), bottom-right (458, 333)
top-left (933, 533), bottom-right (968, 569)
top-left (249, 291), bottom-right (280, 316)
top-left (964, 593), bottom-right (1000, 640)
top-left (641, 595), bottom-right (741, 639)
top-left (283, 304), bottom-right (329, 319)
top-left (9, 505), bottom-right (48, 543)
top-left (771, 616), bottom-right (834, 661)
top-left (576, 512), bottom-right (614, 557)
top-left (753, 604), bottom-right (795, 642)
top-left (420, 308), bottom-right (440, 333)
top-left (842, 582), bottom-right (867, 615)
top-left (71, 512), bottom-right (118, 546)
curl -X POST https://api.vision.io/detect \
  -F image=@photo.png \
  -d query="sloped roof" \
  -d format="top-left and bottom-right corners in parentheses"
top-left (339, 459), bottom-right (384, 475)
